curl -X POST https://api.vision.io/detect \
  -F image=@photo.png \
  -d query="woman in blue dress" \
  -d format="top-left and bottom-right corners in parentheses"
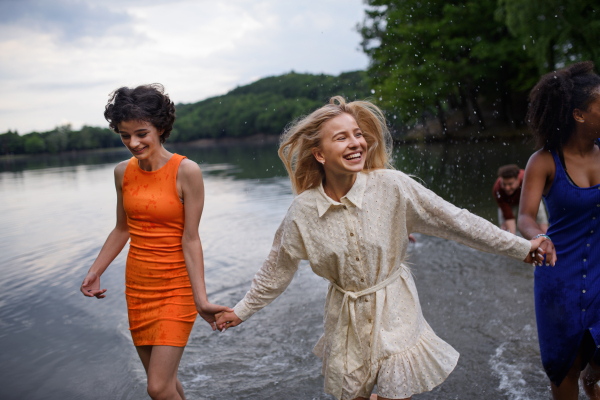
top-left (519, 61), bottom-right (600, 399)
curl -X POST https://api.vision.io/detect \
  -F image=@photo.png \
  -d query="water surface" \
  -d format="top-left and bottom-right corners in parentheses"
top-left (0, 140), bottom-right (568, 399)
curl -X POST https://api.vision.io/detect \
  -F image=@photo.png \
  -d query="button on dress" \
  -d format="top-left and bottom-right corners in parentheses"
top-left (536, 151), bottom-right (600, 385)
top-left (233, 170), bottom-right (531, 400)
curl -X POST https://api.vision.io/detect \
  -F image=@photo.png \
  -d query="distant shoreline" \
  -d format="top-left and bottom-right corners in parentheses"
top-left (0, 133), bottom-right (282, 161)
top-left (0, 127), bottom-right (533, 161)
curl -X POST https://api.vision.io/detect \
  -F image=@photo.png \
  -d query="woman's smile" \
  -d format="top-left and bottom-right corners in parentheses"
top-left (343, 151), bottom-right (363, 163)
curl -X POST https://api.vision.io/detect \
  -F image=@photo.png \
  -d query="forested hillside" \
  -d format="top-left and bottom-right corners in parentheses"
top-left (170, 71), bottom-right (370, 142)
top-left (1, 71), bottom-right (370, 155)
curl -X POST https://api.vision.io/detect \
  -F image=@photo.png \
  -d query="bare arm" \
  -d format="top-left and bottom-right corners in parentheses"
top-left (518, 150), bottom-right (557, 266)
top-left (504, 219), bottom-right (517, 235)
top-left (178, 159), bottom-right (232, 330)
top-left (80, 161), bottom-right (130, 298)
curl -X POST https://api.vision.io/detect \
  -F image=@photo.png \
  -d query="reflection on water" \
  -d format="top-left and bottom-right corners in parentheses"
top-left (0, 139), bottom-right (561, 399)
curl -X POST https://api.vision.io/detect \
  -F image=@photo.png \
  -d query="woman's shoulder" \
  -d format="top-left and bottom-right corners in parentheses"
top-left (367, 168), bottom-right (418, 186)
top-left (114, 159), bottom-right (131, 180)
top-left (528, 148), bottom-right (554, 164)
top-left (177, 158), bottom-right (201, 174)
top-left (525, 148), bottom-right (555, 174)
top-left (289, 188), bottom-right (317, 211)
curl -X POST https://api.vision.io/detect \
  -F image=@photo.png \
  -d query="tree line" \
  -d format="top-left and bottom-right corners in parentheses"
top-left (1, 71), bottom-right (371, 155)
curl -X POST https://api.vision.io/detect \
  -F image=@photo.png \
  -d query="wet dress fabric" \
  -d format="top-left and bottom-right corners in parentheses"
top-left (537, 150), bottom-right (600, 385)
top-left (233, 170), bottom-right (531, 400)
top-left (122, 154), bottom-right (197, 347)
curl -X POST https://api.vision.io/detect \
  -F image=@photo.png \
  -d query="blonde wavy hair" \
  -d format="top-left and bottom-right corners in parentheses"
top-left (278, 96), bottom-right (393, 194)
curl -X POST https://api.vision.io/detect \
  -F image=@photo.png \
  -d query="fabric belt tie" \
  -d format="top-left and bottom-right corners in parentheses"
top-left (324, 264), bottom-right (409, 400)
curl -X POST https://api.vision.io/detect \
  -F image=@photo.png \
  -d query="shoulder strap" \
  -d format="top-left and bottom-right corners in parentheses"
top-left (169, 154), bottom-right (187, 174)
top-left (122, 157), bottom-right (138, 182)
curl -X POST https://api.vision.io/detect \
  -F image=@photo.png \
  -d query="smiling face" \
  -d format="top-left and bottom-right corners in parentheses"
top-left (500, 176), bottom-right (520, 196)
top-left (117, 120), bottom-right (163, 160)
top-left (312, 113), bottom-right (368, 177)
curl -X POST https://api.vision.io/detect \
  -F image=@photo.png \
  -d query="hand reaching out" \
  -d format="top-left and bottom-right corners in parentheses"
top-left (80, 271), bottom-right (107, 299)
top-left (215, 310), bottom-right (243, 332)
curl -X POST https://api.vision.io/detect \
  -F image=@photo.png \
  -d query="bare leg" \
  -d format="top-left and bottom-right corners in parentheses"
top-left (136, 345), bottom-right (186, 400)
top-left (581, 358), bottom-right (600, 399)
top-left (175, 379), bottom-right (187, 400)
top-left (550, 348), bottom-right (582, 400)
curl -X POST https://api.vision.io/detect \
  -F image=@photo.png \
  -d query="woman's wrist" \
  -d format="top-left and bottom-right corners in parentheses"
top-left (194, 297), bottom-right (209, 309)
top-left (533, 233), bottom-right (551, 242)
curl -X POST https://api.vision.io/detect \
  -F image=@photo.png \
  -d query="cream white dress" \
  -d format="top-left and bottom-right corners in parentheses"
top-left (233, 169), bottom-right (531, 400)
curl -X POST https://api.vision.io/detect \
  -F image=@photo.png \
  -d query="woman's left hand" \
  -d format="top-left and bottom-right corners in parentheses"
top-left (197, 302), bottom-right (234, 331)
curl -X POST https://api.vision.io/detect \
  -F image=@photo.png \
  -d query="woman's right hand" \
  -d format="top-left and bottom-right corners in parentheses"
top-left (216, 311), bottom-right (243, 332)
top-left (80, 271), bottom-right (107, 298)
top-left (526, 237), bottom-right (557, 267)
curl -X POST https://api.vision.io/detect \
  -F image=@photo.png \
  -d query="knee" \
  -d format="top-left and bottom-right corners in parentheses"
top-left (147, 380), bottom-right (171, 400)
top-left (563, 361), bottom-right (583, 383)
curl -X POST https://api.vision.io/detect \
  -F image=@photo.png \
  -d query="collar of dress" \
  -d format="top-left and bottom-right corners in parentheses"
top-left (315, 172), bottom-right (367, 217)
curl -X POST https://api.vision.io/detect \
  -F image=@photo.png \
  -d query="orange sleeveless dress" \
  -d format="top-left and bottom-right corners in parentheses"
top-left (122, 154), bottom-right (197, 347)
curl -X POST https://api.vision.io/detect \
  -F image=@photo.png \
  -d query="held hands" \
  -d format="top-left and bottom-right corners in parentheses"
top-left (525, 236), bottom-right (557, 267)
top-left (215, 310), bottom-right (243, 332)
top-left (80, 271), bottom-right (107, 298)
top-left (197, 302), bottom-right (234, 331)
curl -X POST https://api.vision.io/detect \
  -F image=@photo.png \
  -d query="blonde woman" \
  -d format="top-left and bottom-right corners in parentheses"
top-left (216, 97), bottom-right (547, 400)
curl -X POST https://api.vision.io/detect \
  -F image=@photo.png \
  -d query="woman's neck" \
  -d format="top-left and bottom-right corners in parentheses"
top-left (323, 171), bottom-right (358, 202)
top-left (138, 146), bottom-right (172, 171)
top-left (564, 128), bottom-right (597, 157)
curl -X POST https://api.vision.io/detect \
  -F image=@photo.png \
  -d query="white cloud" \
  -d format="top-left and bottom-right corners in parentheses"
top-left (0, 0), bottom-right (369, 133)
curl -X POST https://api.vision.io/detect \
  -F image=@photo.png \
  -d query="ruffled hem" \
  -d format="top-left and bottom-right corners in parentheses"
top-left (374, 326), bottom-right (459, 399)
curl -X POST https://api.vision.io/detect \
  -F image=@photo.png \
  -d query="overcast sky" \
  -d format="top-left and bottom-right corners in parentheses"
top-left (0, 0), bottom-right (370, 133)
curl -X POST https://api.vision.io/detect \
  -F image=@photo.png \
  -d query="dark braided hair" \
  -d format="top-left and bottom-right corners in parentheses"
top-left (104, 84), bottom-right (176, 143)
top-left (527, 61), bottom-right (600, 154)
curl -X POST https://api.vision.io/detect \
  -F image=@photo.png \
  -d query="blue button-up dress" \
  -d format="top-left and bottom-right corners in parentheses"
top-left (537, 150), bottom-right (600, 385)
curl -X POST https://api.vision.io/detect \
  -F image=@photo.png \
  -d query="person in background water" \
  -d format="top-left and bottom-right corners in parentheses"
top-left (79, 84), bottom-right (231, 400)
top-left (493, 164), bottom-right (548, 234)
top-left (215, 96), bottom-right (546, 400)
top-left (518, 61), bottom-right (600, 400)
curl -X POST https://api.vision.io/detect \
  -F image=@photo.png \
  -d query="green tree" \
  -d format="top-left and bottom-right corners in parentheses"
top-left (360, 0), bottom-right (542, 133)
top-left (24, 134), bottom-right (46, 154)
top-left (497, 0), bottom-right (600, 73)
top-left (0, 130), bottom-right (25, 154)
top-left (45, 129), bottom-right (69, 153)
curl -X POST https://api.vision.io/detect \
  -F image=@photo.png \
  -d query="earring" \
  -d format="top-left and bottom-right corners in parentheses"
top-left (577, 118), bottom-right (585, 123)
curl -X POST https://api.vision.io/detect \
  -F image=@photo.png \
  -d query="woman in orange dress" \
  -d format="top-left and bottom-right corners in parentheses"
top-left (79, 84), bottom-right (231, 400)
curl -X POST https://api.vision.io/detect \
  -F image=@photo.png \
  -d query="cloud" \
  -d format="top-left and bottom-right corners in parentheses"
top-left (0, 0), bottom-right (134, 41)
top-left (0, 0), bottom-right (369, 133)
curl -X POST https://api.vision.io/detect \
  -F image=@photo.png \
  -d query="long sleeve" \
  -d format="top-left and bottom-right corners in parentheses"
top-left (404, 176), bottom-right (531, 261)
top-left (233, 215), bottom-right (307, 321)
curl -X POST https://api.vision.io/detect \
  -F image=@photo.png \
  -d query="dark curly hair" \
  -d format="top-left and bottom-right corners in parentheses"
top-left (498, 164), bottom-right (520, 179)
top-left (527, 61), bottom-right (600, 153)
top-left (104, 84), bottom-right (176, 143)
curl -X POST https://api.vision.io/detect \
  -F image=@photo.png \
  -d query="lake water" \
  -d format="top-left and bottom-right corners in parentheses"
top-left (0, 139), bottom-right (574, 399)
